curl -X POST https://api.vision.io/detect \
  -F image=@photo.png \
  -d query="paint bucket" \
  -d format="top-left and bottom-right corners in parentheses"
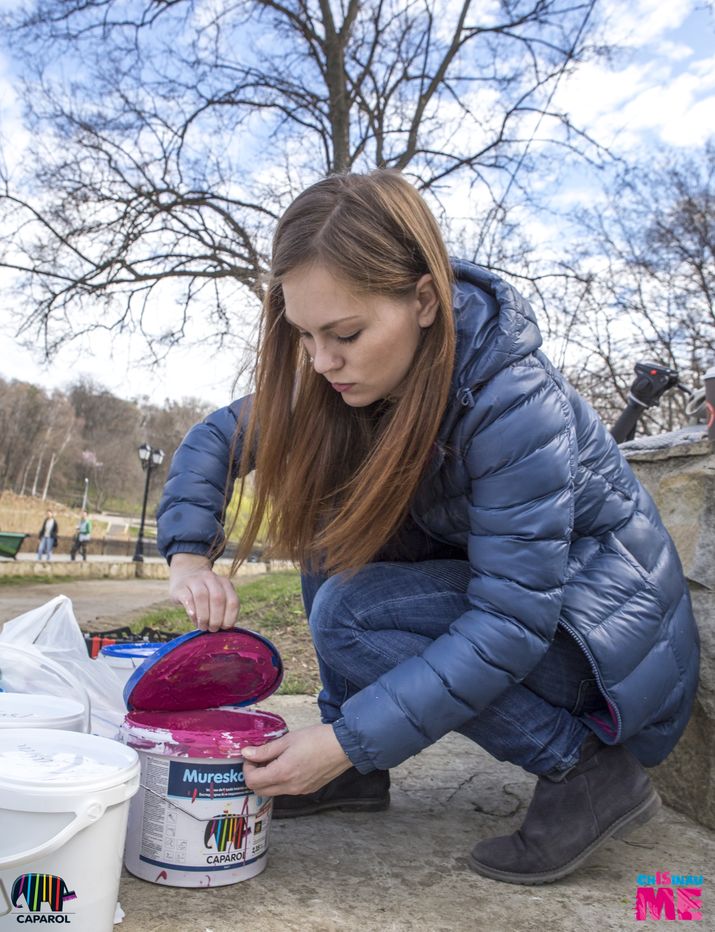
top-left (120, 628), bottom-right (287, 888)
top-left (0, 694), bottom-right (86, 733)
top-left (0, 728), bottom-right (140, 931)
top-left (98, 642), bottom-right (162, 691)
top-left (0, 644), bottom-right (92, 734)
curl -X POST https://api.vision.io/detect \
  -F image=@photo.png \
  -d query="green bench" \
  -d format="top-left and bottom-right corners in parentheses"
top-left (0, 533), bottom-right (28, 559)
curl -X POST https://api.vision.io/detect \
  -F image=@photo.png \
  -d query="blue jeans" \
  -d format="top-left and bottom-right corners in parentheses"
top-left (37, 537), bottom-right (54, 560)
top-left (302, 561), bottom-right (604, 776)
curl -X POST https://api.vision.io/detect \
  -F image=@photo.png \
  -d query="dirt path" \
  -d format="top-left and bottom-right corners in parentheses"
top-left (0, 578), bottom-right (174, 630)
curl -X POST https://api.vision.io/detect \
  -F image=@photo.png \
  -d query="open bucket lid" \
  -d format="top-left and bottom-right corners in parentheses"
top-left (124, 628), bottom-right (283, 713)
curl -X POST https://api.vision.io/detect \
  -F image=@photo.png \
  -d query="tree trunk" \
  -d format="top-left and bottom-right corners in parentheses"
top-left (31, 452), bottom-right (44, 497)
top-left (41, 452), bottom-right (57, 500)
top-left (19, 456), bottom-right (34, 496)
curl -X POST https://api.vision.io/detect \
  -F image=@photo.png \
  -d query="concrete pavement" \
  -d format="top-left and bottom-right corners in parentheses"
top-left (1, 576), bottom-right (712, 929)
top-left (0, 566), bottom-right (269, 630)
top-left (0, 577), bottom-right (175, 629)
top-left (116, 695), bottom-right (714, 932)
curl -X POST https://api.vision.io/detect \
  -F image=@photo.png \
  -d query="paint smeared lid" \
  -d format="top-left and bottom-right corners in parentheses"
top-left (124, 629), bottom-right (283, 713)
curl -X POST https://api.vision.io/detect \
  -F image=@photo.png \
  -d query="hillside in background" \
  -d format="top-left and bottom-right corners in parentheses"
top-left (0, 376), bottom-right (211, 515)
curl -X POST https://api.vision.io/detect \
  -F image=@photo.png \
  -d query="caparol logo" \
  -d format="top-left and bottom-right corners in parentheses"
top-left (10, 872), bottom-right (76, 923)
top-left (204, 813), bottom-right (248, 853)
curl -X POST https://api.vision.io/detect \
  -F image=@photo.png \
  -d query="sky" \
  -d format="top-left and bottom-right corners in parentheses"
top-left (0, 0), bottom-right (713, 409)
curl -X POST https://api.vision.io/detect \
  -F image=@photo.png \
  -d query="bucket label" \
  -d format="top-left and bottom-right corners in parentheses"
top-left (126, 753), bottom-right (273, 882)
top-left (167, 760), bottom-right (247, 800)
top-left (9, 873), bottom-right (76, 923)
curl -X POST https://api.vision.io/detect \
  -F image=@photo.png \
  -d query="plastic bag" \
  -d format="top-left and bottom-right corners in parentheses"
top-left (0, 595), bottom-right (126, 738)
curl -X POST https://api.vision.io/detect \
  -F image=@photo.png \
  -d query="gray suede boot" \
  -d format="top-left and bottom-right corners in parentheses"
top-left (468, 732), bottom-right (661, 884)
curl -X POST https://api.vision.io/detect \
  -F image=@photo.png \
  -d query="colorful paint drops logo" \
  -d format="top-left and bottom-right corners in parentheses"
top-left (635, 871), bottom-right (703, 921)
top-left (204, 813), bottom-right (248, 853)
top-left (11, 873), bottom-right (77, 923)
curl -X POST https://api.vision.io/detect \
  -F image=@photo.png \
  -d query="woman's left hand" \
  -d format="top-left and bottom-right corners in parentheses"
top-left (241, 724), bottom-right (351, 796)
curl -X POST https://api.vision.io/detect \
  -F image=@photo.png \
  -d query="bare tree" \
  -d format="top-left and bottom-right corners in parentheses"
top-left (0, 0), bottom-right (604, 359)
top-left (556, 142), bottom-right (715, 432)
top-left (0, 378), bottom-right (48, 490)
top-left (67, 379), bottom-right (144, 509)
top-left (38, 393), bottom-right (79, 499)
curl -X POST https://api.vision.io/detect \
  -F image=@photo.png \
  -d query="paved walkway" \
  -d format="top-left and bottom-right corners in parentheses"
top-left (1, 576), bottom-right (712, 929)
top-left (117, 695), bottom-right (714, 932)
top-left (0, 577), bottom-right (173, 629)
top-left (0, 564), bottom-right (269, 629)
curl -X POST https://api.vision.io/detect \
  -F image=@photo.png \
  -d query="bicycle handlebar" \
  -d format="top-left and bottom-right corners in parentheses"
top-left (611, 361), bottom-right (691, 444)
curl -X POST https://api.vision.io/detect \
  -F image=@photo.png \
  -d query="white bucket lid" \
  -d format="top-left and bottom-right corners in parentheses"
top-left (0, 728), bottom-right (139, 794)
top-left (0, 693), bottom-right (86, 730)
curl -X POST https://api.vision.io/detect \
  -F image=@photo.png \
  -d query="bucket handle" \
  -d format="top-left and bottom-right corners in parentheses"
top-left (0, 799), bottom-right (106, 871)
top-left (0, 878), bottom-right (10, 917)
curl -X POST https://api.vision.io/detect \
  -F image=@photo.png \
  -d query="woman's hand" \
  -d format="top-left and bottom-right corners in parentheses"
top-left (242, 724), bottom-right (351, 796)
top-left (168, 553), bottom-right (240, 631)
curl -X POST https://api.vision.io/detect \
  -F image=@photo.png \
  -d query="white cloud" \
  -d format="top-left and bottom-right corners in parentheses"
top-left (0, 324), bottom-right (247, 407)
top-left (615, 58), bottom-right (715, 144)
top-left (598, 0), bottom-right (696, 48)
top-left (653, 39), bottom-right (694, 62)
top-left (554, 13), bottom-right (715, 151)
top-left (0, 51), bottom-right (31, 174)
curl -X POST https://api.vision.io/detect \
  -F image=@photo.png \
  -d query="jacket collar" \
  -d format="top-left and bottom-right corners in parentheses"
top-left (435, 259), bottom-right (544, 447)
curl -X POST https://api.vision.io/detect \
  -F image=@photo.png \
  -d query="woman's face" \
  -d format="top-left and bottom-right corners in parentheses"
top-left (281, 264), bottom-right (438, 407)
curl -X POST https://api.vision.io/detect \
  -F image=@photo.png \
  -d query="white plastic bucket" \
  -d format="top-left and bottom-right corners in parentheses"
top-left (0, 729), bottom-right (140, 931)
top-left (121, 708), bottom-right (286, 888)
top-left (0, 644), bottom-right (92, 734)
top-left (98, 643), bottom-right (162, 692)
top-left (0, 694), bottom-right (86, 733)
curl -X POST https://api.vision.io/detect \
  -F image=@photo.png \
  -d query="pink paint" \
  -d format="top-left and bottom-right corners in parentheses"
top-left (121, 627), bottom-right (288, 887)
top-left (125, 629), bottom-right (282, 713)
top-left (122, 708), bottom-right (287, 758)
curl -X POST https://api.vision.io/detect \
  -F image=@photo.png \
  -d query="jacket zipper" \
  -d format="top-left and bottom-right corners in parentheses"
top-left (558, 620), bottom-right (623, 742)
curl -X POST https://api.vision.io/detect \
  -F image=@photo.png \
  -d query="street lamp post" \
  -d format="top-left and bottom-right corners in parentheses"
top-left (132, 444), bottom-right (165, 563)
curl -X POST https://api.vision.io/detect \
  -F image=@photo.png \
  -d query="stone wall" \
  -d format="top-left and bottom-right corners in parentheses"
top-left (623, 432), bottom-right (714, 830)
top-left (0, 559), bottom-right (291, 581)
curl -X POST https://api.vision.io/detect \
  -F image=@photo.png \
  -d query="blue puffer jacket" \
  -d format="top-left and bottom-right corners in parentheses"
top-left (157, 259), bottom-right (700, 771)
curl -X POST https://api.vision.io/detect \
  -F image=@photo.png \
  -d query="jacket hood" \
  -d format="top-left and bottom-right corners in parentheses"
top-left (449, 258), bottom-right (543, 396)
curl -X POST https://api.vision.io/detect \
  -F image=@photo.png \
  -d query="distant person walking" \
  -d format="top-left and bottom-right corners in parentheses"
top-left (70, 511), bottom-right (92, 561)
top-left (36, 510), bottom-right (59, 561)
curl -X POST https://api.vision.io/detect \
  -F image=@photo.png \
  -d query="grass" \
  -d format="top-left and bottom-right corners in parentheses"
top-left (0, 574), bottom-right (78, 586)
top-left (0, 491), bottom-right (113, 538)
top-left (128, 571), bottom-right (320, 696)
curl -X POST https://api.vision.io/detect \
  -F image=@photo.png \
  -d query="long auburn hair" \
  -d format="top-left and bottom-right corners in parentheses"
top-left (226, 169), bottom-right (456, 576)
